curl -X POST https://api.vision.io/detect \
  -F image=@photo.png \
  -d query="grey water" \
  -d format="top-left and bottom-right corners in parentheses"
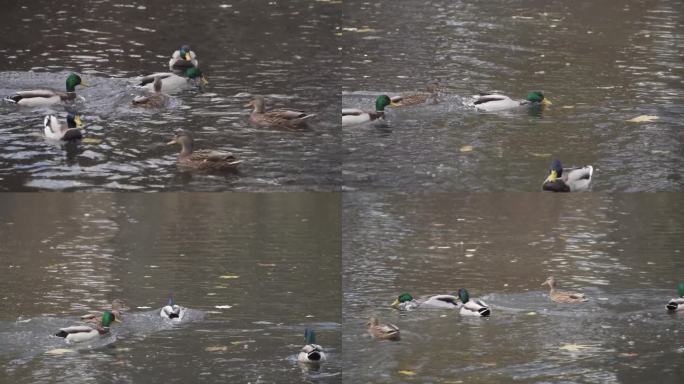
top-left (341, 0), bottom-right (683, 191)
top-left (0, 0), bottom-right (340, 191)
top-left (0, 193), bottom-right (341, 383)
top-left (343, 193), bottom-right (684, 383)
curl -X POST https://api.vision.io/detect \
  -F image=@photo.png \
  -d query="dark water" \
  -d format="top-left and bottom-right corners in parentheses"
top-left (342, 0), bottom-right (684, 191)
top-left (0, 0), bottom-right (340, 191)
top-left (343, 193), bottom-right (684, 383)
top-left (0, 193), bottom-right (341, 383)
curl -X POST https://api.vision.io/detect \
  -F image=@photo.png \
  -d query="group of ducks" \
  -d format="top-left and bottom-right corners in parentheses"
top-left (4, 45), bottom-right (317, 172)
top-left (342, 87), bottom-right (594, 192)
top-left (54, 296), bottom-right (186, 343)
top-left (52, 295), bottom-right (328, 365)
top-left (366, 277), bottom-right (684, 341)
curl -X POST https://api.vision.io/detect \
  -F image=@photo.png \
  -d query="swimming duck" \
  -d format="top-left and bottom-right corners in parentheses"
top-left (298, 328), bottom-right (326, 363)
top-left (5, 73), bottom-right (88, 107)
top-left (367, 317), bottom-right (400, 341)
top-left (81, 299), bottom-right (125, 324)
top-left (169, 45), bottom-right (199, 71)
top-left (43, 113), bottom-right (83, 141)
top-left (541, 276), bottom-right (588, 304)
top-left (160, 295), bottom-right (187, 321)
top-left (167, 129), bottom-right (242, 171)
top-left (245, 96), bottom-right (316, 128)
top-left (542, 159), bottom-right (593, 192)
top-left (472, 91), bottom-right (551, 112)
top-left (391, 82), bottom-right (440, 107)
top-left (55, 310), bottom-right (115, 343)
top-left (137, 67), bottom-right (208, 94)
top-left (342, 95), bottom-right (398, 126)
top-left (132, 76), bottom-right (169, 108)
top-left (666, 282), bottom-right (684, 312)
top-left (457, 288), bottom-right (491, 317)
top-left (391, 292), bottom-right (460, 311)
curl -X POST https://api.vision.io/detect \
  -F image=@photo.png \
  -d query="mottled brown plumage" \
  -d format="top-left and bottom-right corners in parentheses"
top-left (367, 317), bottom-right (401, 340)
top-left (245, 96), bottom-right (315, 128)
top-left (167, 130), bottom-right (242, 171)
top-left (542, 276), bottom-right (589, 304)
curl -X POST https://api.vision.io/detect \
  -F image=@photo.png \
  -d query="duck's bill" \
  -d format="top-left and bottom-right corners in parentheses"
top-left (74, 115), bottom-right (83, 127)
top-left (200, 77), bottom-right (209, 86)
top-left (389, 101), bottom-right (400, 107)
top-left (184, 53), bottom-right (192, 61)
top-left (80, 81), bottom-right (89, 87)
top-left (114, 318), bottom-right (122, 323)
top-left (166, 139), bottom-right (177, 145)
top-left (542, 98), bottom-right (552, 106)
top-left (244, 101), bottom-right (254, 108)
top-left (544, 170), bottom-right (557, 183)
top-left (390, 299), bottom-right (400, 308)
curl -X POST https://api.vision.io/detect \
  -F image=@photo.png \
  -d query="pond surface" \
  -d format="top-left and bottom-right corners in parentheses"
top-left (0, 193), bottom-right (341, 383)
top-left (0, 0), bottom-right (340, 191)
top-left (343, 193), bottom-right (684, 383)
top-left (341, 0), bottom-right (683, 191)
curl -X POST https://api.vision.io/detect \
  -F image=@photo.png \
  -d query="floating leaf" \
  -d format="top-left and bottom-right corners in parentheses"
top-left (399, 370), bottom-right (416, 376)
top-left (526, 311), bottom-right (537, 316)
top-left (205, 346), bottom-right (228, 352)
top-left (258, 263), bottom-right (276, 267)
top-left (215, 305), bottom-right (232, 309)
top-left (626, 115), bottom-right (658, 123)
top-left (530, 152), bottom-right (552, 158)
top-left (45, 348), bottom-right (75, 355)
top-left (460, 145), bottom-right (474, 152)
top-left (559, 343), bottom-right (595, 352)
top-left (219, 275), bottom-right (239, 279)
top-left (81, 138), bottom-right (102, 144)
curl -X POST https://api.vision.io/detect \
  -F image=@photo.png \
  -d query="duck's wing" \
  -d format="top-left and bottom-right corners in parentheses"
top-left (268, 108), bottom-right (312, 120)
top-left (472, 94), bottom-right (509, 105)
top-left (137, 73), bottom-right (173, 87)
top-left (342, 108), bottom-right (366, 116)
top-left (57, 325), bottom-right (94, 335)
top-left (7, 90), bottom-right (58, 103)
top-left (565, 166), bottom-right (593, 191)
top-left (194, 150), bottom-right (241, 164)
top-left (428, 294), bottom-right (460, 306)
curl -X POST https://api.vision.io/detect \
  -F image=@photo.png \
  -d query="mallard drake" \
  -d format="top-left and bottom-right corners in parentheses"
top-left (132, 76), bottom-right (169, 108)
top-left (342, 95), bottom-right (397, 126)
top-left (244, 96), bottom-right (315, 128)
top-left (81, 299), bottom-right (125, 324)
top-left (391, 82), bottom-right (440, 107)
top-left (367, 317), bottom-right (400, 341)
top-left (55, 310), bottom-right (114, 343)
top-left (391, 292), bottom-right (460, 311)
top-left (137, 67), bottom-right (208, 94)
top-left (542, 159), bottom-right (593, 192)
top-left (5, 73), bottom-right (88, 107)
top-left (160, 295), bottom-right (187, 321)
top-left (541, 276), bottom-right (588, 304)
top-left (666, 282), bottom-right (684, 312)
top-left (167, 129), bottom-right (242, 171)
top-left (472, 91), bottom-right (551, 112)
top-left (169, 45), bottom-right (199, 71)
top-left (457, 288), bottom-right (491, 317)
top-left (43, 113), bottom-right (83, 141)
top-left (298, 328), bottom-right (326, 363)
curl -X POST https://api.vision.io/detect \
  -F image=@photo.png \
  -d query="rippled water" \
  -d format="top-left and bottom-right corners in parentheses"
top-left (0, 0), bottom-right (340, 191)
top-left (341, 0), bottom-right (684, 191)
top-left (0, 194), bottom-right (341, 383)
top-left (343, 193), bottom-right (684, 383)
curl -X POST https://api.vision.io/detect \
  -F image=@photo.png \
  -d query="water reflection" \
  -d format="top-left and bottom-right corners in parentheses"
top-left (343, 193), bottom-right (684, 382)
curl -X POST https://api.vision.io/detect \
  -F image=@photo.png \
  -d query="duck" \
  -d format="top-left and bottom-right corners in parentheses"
top-left (245, 96), bottom-right (316, 128)
top-left (541, 276), bottom-right (588, 304)
top-left (169, 44), bottom-right (199, 71)
top-left (160, 295), bottom-right (187, 321)
top-left (666, 282), bottom-right (684, 312)
top-left (137, 67), bottom-right (207, 94)
top-left (132, 76), bottom-right (169, 108)
top-left (167, 129), bottom-right (242, 171)
top-left (5, 73), bottom-right (88, 107)
top-left (457, 288), bottom-right (491, 317)
top-left (542, 159), bottom-right (593, 192)
top-left (367, 317), bottom-right (400, 341)
top-left (55, 310), bottom-right (115, 343)
top-left (390, 82), bottom-right (440, 107)
top-left (43, 113), bottom-right (83, 141)
top-left (472, 91), bottom-right (551, 112)
top-left (298, 328), bottom-right (326, 363)
top-left (81, 299), bottom-right (125, 324)
top-left (391, 292), bottom-right (460, 311)
top-left (342, 95), bottom-right (397, 126)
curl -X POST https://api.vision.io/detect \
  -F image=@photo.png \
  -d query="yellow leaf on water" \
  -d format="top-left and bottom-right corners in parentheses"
top-left (460, 145), bottom-right (473, 152)
top-left (626, 115), bottom-right (658, 123)
top-left (81, 138), bottom-right (102, 144)
top-left (526, 311), bottom-right (538, 316)
top-left (399, 370), bottom-right (416, 376)
top-left (529, 153), bottom-right (551, 158)
top-left (219, 275), bottom-right (239, 279)
top-left (258, 263), bottom-right (276, 267)
top-left (562, 105), bottom-right (575, 109)
top-left (205, 346), bottom-right (228, 352)
top-left (559, 343), bottom-right (595, 352)
top-left (45, 348), bottom-right (75, 355)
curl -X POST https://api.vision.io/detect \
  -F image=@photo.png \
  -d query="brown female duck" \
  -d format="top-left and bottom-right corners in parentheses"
top-left (245, 96), bottom-right (315, 128)
top-left (167, 129), bottom-right (242, 171)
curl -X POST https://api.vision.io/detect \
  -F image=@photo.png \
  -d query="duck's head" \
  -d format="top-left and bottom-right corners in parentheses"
top-left (375, 95), bottom-right (398, 112)
top-left (678, 282), bottom-right (684, 297)
top-left (110, 299), bottom-right (125, 322)
top-left (457, 288), bottom-right (470, 304)
top-left (304, 328), bottom-right (316, 344)
top-left (245, 96), bottom-right (265, 112)
top-left (166, 294), bottom-right (176, 307)
top-left (545, 159), bottom-right (563, 182)
top-left (101, 310), bottom-right (115, 328)
top-left (186, 67), bottom-right (208, 86)
top-left (526, 91), bottom-right (551, 106)
top-left (367, 317), bottom-right (379, 327)
top-left (541, 276), bottom-right (557, 288)
top-left (66, 73), bottom-right (88, 92)
top-left (391, 293), bottom-right (414, 308)
top-left (66, 113), bottom-right (83, 128)
top-left (179, 45), bottom-right (193, 61)
top-left (167, 130), bottom-right (193, 152)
